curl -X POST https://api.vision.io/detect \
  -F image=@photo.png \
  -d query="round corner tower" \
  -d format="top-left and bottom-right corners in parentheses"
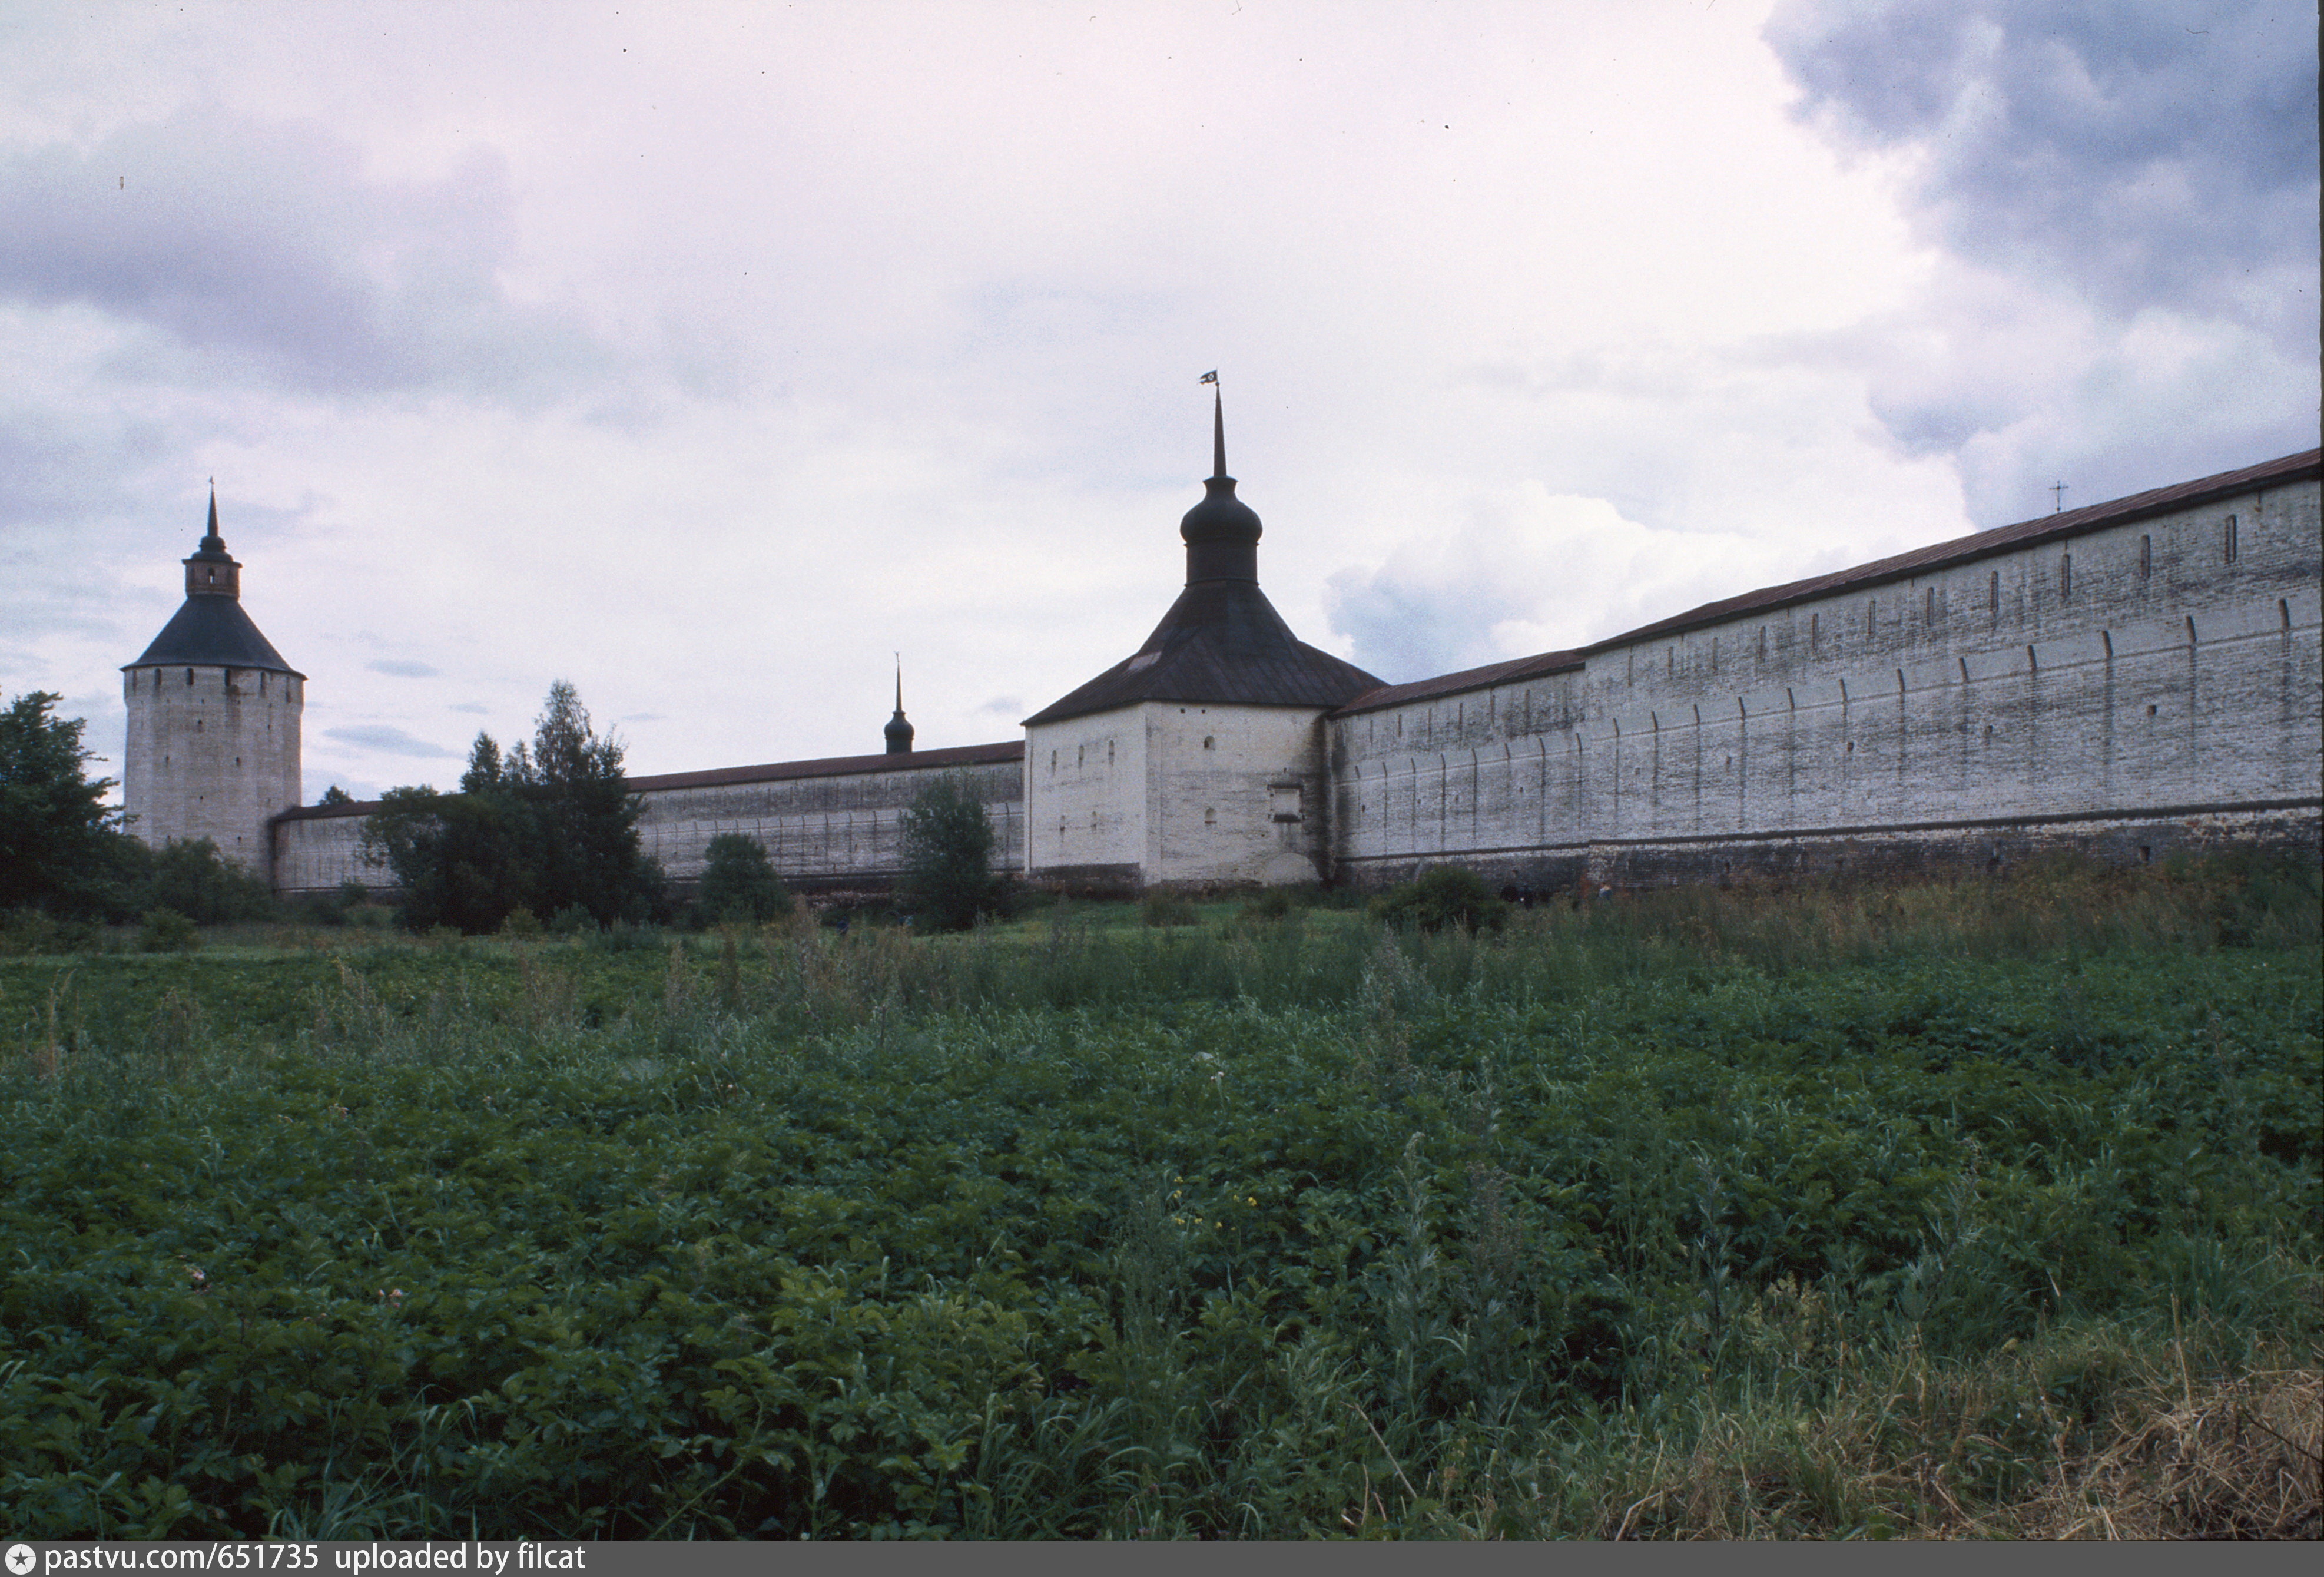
top-left (121, 493), bottom-right (305, 876)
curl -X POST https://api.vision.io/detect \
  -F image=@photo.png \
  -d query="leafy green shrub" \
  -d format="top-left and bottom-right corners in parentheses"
top-left (500, 905), bottom-right (543, 936)
top-left (697, 833), bottom-right (793, 925)
top-left (898, 773), bottom-right (1007, 932)
top-left (1368, 866), bottom-right (1509, 932)
top-left (135, 906), bottom-right (198, 952)
top-left (145, 838), bottom-right (276, 925)
top-left (1239, 888), bottom-right (1298, 923)
top-left (0, 909), bottom-right (104, 956)
top-left (1141, 890), bottom-right (1200, 927)
top-left (548, 903), bottom-right (593, 936)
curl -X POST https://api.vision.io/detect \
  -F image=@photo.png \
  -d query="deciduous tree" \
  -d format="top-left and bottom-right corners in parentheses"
top-left (897, 773), bottom-right (1007, 931)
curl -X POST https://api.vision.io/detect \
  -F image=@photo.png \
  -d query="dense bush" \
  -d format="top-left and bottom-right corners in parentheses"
top-left (134, 907), bottom-right (198, 953)
top-left (144, 839), bottom-right (277, 925)
top-left (696, 833), bottom-right (793, 926)
top-left (363, 683), bottom-right (666, 933)
top-left (1140, 890), bottom-right (1200, 927)
top-left (1368, 866), bottom-right (1509, 932)
top-left (897, 773), bottom-right (1009, 932)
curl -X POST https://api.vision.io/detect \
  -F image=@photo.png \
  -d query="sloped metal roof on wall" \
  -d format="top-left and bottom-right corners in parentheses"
top-left (1335, 648), bottom-right (1586, 717)
top-left (1023, 578), bottom-right (1383, 727)
top-left (273, 738), bottom-right (1026, 823)
top-left (1329, 447), bottom-right (2320, 718)
top-left (127, 597), bottom-right (303, 675)
top-left (1590, 448), bottom-right (2319, 655)
top-left (625, 740), bottom-right (1024, 793)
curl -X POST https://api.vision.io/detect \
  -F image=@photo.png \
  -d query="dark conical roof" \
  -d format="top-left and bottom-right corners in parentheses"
top-left (1025, 387), bottom-right (1381, 726)
top-left (883, 661), bottom-right (914, 753)
top-left (123, 496), bottom-right (304, 676)
top-left (1023, 578), bottom-right (1381, 725)
top-left (128, 597), bottom-right (301, 674)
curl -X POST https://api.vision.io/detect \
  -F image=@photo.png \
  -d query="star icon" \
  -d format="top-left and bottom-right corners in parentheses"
top-left (6, 1544), bottom-right (38, 1576)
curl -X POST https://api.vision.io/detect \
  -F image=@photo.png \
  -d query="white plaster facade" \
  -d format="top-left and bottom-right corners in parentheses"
top-left (1026, 702), bottom-right (1329, 888)
top-left (145, 448), bottom-right (2312, 905)
top-left (1330, 463), bottom-right (2320, 886)
top-left (123, 662), bottom-right (304, 874)
top-left (272, 746), bottom-right (1025, 899)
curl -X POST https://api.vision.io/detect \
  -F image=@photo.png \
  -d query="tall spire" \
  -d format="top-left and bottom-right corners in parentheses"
top-left (185, 488), bottom-right (241, 597)
top-left (1180, 373), bottom-right (1262, 582)
top-left (883, 655), bottom-right (914, 754)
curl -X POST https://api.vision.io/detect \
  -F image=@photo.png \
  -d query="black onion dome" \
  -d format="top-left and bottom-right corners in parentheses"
top-left (1179, 475), bottom-right (1262, 546)
top-left (1024, 386), bottom-right (1381, 727)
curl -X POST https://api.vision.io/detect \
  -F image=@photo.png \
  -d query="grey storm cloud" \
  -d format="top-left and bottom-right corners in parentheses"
top-left (366, 659), bottom-right (438, 678)
top-left (0, 106), bottom-right (609, 399)
top-left (325, 724), bottom-right (456, 757)
top-left (1765, 0), bottom-right (2320, 334)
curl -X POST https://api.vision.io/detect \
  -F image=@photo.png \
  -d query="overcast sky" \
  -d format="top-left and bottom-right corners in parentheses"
top-left (3, 0), bottom-right (2315, 801)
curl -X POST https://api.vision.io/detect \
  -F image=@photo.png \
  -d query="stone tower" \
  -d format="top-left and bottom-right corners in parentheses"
top-left (1022, 386), bottom-right (1384, 889)
top-left (121, 493), bottom-right (304, 876)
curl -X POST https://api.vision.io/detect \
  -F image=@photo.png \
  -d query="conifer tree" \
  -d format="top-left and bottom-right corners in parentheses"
top-left (0, 691), bottom-right (131, 915)
top-left (897, 773), bottom-right (1007, 931)
top-left (363, 681), bottom-right (663, 932)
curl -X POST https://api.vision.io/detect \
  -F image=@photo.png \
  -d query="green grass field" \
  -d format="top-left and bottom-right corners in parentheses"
top-left (3, 857), bottom-right (2318, 1538)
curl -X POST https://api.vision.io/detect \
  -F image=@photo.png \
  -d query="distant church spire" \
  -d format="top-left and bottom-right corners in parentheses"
top-left (883, 656), bottom-right (914, 754)
top-left (1211, 379), bottom-right (1226, 479)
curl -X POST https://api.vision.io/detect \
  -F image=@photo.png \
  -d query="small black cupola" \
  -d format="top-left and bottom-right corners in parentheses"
top-left (184, 488), bottom-right (242, 598)
top-left (883, 660), bottom-right (914, 754)
top-left (1178, 385), bottom-right (1262, 583)
top-left (1021, 378), bottom-right (1384, 728)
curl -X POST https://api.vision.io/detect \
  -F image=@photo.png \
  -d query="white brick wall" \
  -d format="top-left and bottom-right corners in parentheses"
top-left (271, 754), bottom-right (1025, 899)
top-left (124, 663), bottom-right (303, 877)
top-left (1331, 474), bottom-right (2322, 882)
top-left (1027, 702), bottom-right (1329, 886)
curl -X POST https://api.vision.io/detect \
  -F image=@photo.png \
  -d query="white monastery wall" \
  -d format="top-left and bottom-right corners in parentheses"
top-left (1025, 709), bottom-right (1152, 884)
top-left (631, 755), bottom-right (1025, 891)
top-left (1026, 702), bottom-right (1331, 887)
top-left (271, 750), bottom-right (1025, 900)
top-left (124, 662), bottom-right (303, 877)
top-left (250, 453), bottom-right (2316, 904)
top-left (1144, 703), bottom-right (1328, 886)
top-left (1331, 472), bottom-right (2321, 886)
